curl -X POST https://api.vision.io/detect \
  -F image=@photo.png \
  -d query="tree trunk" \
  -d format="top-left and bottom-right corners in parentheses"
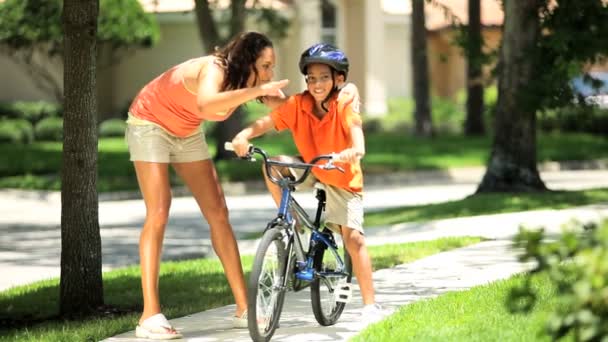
top-left (411, 0), bottom-right (433, 137)
top-left (476, 0), bottom-right (546, 193)
top-left (464, 0), bottom-right (485, 136)
top-left (193, 0), bottom-right (221, 52)
top-left (60, 0), bottom-right (103, 316)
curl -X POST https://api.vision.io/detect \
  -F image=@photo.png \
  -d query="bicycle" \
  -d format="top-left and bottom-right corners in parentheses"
top-left (225, 143), bottom-right (353, 342)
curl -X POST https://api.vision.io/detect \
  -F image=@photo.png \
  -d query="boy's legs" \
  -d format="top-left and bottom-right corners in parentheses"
top-left (340, 226), bottom-right (375, 305)
top-left (323, 185), bottom-right (377, 305)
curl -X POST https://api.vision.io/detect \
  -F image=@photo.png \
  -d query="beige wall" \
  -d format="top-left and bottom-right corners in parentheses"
top-left (1, 3), bottom-right (393, 117)
top-left (343, 0), bottom-right (366, 99)
top-left (108, 20), bottom-right (204, 116)
top-left (385, 16), bottom-right (412, 98)
top-left (0, 55), bottom-right (58, 103)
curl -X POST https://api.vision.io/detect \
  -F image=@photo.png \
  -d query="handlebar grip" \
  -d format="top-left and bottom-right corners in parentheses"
top-left (224, 142), bottom-right (235, 151)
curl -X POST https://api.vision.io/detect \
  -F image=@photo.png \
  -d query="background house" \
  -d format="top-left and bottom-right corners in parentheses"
top-left (0, 0), bottom-right (507, 118)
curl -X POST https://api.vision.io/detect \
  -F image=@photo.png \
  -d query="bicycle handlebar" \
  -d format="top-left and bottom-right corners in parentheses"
top-left (225, 142), bottom-right (344, 187)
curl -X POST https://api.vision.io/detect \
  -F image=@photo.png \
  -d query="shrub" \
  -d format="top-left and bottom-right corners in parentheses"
top-left (99, 118), bottom-right (126, 137)
top-left (0, 119), bottom-right (34, 144)
top-left (508, 220), bottom-right (608, 341)
top-left (0, 101), bottom-right (62, 125)
top-left (538, 105), bottom-right (608, 135)
top-left (34, 117), bottom-right (63, 141)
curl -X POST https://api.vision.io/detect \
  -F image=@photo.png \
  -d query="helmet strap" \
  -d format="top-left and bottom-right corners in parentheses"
top-left (321, 74), bottom-right (339, 112)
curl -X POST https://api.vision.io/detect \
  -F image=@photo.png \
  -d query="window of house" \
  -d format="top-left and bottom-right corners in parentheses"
top-left (321, 0), bottom-right (337, 45)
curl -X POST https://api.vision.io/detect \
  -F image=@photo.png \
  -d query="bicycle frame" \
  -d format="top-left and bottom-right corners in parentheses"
top-left (273, 176), bottom-right (349, 288)
top-left (226, 142), bottom-right (350, 284)
top-left (227, 143), bottom-right (354, 339)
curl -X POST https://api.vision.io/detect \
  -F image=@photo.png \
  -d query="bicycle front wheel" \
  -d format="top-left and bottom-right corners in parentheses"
top-left (248, 227), bottom-right (289, 342)
top-left (310, 236), bottom-right (353, 326)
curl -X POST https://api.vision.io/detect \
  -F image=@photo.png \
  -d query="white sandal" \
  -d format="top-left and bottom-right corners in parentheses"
top-left (135, 313), bottom-right (183, 340)
top-left (232, 309), bottom-right (248, 329)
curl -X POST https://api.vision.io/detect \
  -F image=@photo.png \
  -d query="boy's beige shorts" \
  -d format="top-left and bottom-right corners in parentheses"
top-left (125, 124), bottom-right (210, 163)
top-left (287, 158), bottom-right (364, 235)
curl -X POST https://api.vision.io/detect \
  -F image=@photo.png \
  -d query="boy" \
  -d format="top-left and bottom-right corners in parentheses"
top-left (231, 43), bottom-right (387, 322)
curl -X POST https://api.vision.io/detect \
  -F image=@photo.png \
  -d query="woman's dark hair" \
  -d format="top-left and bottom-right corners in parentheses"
top-left (213, 31), bottom-right (273, 91)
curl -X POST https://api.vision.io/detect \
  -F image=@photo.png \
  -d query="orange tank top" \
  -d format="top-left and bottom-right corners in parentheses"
top-left (129, 59), bottom-right (202, 137)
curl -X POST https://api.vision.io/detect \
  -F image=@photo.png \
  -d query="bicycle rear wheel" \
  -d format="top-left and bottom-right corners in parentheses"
top-left (248, 227), bottom-right (290, 342)
top-left (310, 234), bottom-right (353, 326)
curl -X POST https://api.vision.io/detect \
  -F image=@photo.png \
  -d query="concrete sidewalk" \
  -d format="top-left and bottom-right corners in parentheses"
top-left (103, 204), bottom-right (608, 341)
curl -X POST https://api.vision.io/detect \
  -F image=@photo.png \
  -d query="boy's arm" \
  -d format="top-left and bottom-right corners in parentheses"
top-left (337, 82), bottom-right (361, 113)
top-left (231, 115), bottom-right (276, 157)
top-left (337, 123), bottom-right (365, 164)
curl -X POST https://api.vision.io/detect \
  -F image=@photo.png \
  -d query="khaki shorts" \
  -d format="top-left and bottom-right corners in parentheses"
top-left (125, 124), bottom-right (211, 163)
top-left (286, 158), bottom-right (364, 235)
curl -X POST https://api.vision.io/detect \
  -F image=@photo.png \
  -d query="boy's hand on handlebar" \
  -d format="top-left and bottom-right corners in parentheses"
top-left (334, 148), bottom-right (363, 164)
top-left (231, 136), bottom-right (251, 157)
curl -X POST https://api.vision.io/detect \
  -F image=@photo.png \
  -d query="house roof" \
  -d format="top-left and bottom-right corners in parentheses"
top-left (383, 0), bottom-right (504, 31)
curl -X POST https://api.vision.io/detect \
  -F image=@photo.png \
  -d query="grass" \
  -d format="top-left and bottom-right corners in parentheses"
top-left (1, 132), bottom-right (607, 191)
top-left (0, 236), bottom-right (481, 341)
top-left (353, 273), bottom-right (560, 342)
top-left (365, 188), bottom-right (608, 227)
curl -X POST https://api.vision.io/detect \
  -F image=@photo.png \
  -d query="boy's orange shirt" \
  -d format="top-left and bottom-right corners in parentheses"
top-left (270, 91), bottom-right (363, 193)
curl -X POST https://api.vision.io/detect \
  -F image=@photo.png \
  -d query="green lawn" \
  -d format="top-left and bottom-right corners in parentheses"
top-left (365, 188), bottom-right (608, 227)
top-left (0, 236), bottom-right (481, 342)
top-left (353, 273), bottom-right (560, 342)
top-left (1, 132), bottom-right (606, 191)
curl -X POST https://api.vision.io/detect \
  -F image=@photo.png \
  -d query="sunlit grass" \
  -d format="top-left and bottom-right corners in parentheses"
top-left (353, 273), bottom-right (559, 342)
top-left (365, 188), bottom-right (608, 227)
top-left (1, 132), bottom-right (606, 191)
top-left (0, 237), bottom-right (481, 341)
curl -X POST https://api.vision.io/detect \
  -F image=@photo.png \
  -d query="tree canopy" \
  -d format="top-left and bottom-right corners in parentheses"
top-left (0, 0), bottom-right (160, 100)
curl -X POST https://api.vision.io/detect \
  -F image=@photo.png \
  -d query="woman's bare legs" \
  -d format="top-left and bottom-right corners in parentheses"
top-left (172, 160), bottom-right (248, 316)
top-left (133, 161), bottom-right (176, 329)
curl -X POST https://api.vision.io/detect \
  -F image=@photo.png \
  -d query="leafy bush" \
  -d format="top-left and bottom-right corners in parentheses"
top-left (0, 119), bottom-right (34, 144)
top-left (34, 117), bottom-right (63, 141)
top-left (370, 85), bottom-right (499, 135)
top-left (99, 118), bottom-right (126, 137)
top-left (538, 105), bottom-right (608, 135)
top-left (508, 220), bottom-right (608, 341)
top-left (0, 101), bottom-right (62, 124)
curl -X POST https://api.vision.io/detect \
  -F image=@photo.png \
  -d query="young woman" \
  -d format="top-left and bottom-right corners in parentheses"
top-left (126, 31), bottom-right (288, 340)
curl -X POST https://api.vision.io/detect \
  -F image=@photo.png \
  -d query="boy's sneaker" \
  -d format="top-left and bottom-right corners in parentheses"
top-left (360, 303), bottom-right (392, 324)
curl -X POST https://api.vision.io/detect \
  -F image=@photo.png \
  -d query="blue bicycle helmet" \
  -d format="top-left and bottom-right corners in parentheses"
top-left (299, 43), bottom-right (349, 79)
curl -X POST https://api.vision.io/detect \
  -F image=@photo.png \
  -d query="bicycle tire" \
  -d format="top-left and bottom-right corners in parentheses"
top-left (248, 227), bottom-right (289, 342)
top-left (310, 235), bottom-right (353, 326)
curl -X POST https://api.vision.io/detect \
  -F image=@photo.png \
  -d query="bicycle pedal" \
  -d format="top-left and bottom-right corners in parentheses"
top-left (335, 282), bottom-right (352, 303)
